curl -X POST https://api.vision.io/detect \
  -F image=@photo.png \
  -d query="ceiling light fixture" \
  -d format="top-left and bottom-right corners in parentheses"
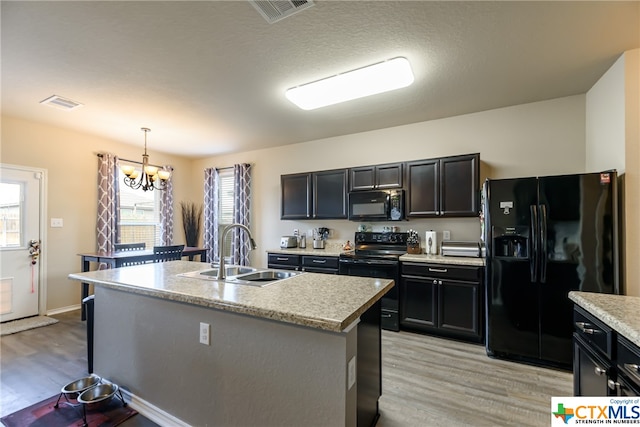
top-left (121, 128), bottom-right (171, 191)
top-left (285, 57), bottom-right (415, 110)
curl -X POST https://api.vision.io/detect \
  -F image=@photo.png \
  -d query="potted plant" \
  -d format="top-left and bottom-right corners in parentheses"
top-left (407, 229), bottom-right (421, 254)
top-left (180, 201), bottom-right (203, 247)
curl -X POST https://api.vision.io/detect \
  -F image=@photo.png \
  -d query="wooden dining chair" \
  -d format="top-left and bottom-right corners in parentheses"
top-left (153, 244), bottom-right (185, 262)
top-left (114, 242), bottom-right (146, 251)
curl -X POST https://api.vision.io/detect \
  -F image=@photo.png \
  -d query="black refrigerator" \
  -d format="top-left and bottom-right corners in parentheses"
top-left (484, 171), bottom-right (619, 369)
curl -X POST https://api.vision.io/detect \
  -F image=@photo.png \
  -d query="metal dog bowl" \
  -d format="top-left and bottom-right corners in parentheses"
top-left (78, 383), bottom-right (119, 409)
top-left (60, 375), bottom-right (101, 398)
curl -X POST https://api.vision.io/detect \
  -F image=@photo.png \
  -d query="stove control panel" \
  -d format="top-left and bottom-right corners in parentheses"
top-left (355, 232), bottom-right (408, 245)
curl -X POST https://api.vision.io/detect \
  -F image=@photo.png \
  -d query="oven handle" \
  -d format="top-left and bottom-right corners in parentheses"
top-left (339, 258), bottom-right (399, 267)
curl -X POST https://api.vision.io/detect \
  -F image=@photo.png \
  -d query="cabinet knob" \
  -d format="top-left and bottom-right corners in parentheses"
top-left (607, 379), bottom-right (620, 391)
top-left (433, 279), bottom-right (438, 285)
top-left (594, 366), bottom-right (607, 376)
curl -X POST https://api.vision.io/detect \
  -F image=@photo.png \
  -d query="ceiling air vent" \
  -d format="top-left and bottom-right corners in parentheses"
top-left (249, 0), bottom-right (314, 24)
top-left (39, 95), bottom-right (83, 111)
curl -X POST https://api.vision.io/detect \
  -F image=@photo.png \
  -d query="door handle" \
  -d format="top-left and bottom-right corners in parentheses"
top-left (530, 205), bottom-right (538, 282)
top-left (539, 204), bottom-right (548, 283)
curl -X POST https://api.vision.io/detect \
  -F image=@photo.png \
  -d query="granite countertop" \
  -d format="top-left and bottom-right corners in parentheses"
top-left (569, 291), bottom-right (640, 347)
top-left (68, 261), bottom-right (393, 333)
top-left (399, 253), bottom-right (485, 267)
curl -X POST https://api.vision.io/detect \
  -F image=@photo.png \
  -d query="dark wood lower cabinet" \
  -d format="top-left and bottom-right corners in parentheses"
top-left (400, 262), bottom-right (483, 343)
top-left (573, 305), bottom-right (640, 397)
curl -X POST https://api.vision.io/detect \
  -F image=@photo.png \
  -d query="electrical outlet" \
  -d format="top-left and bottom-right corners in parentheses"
top-left (443, 230), bottom-right (451, 241)
top-left (199, 322), bottom-right (210, 345)
top-left (293, 229), bottom-right (299, 236)
top-left (50, 218), bottom-right (63, 228)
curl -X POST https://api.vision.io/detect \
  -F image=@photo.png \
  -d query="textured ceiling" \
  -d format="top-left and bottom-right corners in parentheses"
top-left (2, 1), bottom-right (639, 158)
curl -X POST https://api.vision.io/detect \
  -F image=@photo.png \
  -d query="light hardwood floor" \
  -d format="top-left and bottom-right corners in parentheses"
top-left (1, 311), bottom-right (572, 426)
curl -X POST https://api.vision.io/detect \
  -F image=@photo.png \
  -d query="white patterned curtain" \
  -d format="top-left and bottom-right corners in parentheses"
top-left (159, 165), bottom-right (174, 245)
top-left (203, 168), bottom-right (220, 264)
top-left (96, 153), bottom-right (120, 253)
top-left (230, 163), bottom-right (252, 266)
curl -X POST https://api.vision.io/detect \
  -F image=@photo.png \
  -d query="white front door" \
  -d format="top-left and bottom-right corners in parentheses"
top-left (0, 164), bottom-right (45, 322)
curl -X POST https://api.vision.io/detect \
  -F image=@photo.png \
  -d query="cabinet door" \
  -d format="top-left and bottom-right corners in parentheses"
top-left (438, 279), bottom-right (481, 338)
top-left (313, 169), bottom-right (348, 219)
top-left (281, 173), bottom-right (311, 219)
top-left (376, 163), bottom-right (403, 189)
top-left (440, 153), bottom-right (479, 216)
top-left (349, 166), bottom-right (376, 191)
top-left (400, 276), bottom-right (437, 329)
top-left (574, 334), bottom-right (612, 396)
top-left (406, 159), bottom-right (439, 216)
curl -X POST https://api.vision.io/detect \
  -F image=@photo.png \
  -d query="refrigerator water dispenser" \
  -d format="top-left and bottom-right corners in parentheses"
top-left (492, 227), bottom-right (529, 258)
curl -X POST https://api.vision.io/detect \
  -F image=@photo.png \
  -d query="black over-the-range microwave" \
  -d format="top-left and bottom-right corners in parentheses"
top-left (348, 189), bottom-right (404, 221)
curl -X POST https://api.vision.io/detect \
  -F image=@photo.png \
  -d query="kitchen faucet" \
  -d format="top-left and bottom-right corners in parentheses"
top-left (216, 223), bottom-right (257, 280)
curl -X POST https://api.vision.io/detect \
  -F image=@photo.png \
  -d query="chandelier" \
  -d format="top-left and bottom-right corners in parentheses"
top-left (121, 128), bottom-right (171, 191)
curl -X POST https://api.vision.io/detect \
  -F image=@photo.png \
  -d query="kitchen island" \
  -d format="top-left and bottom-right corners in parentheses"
top-left (68, 260), bottom-right (393, 427)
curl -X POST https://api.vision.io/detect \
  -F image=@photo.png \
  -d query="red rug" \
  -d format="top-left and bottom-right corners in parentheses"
top-left (1, 394), bottom-right (138, 427)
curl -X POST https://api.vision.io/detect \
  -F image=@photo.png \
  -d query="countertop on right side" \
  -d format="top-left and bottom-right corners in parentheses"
top-left (569, 291), bottom-right (640, 347)
top-left (399, 253), bottom-right (485, 267)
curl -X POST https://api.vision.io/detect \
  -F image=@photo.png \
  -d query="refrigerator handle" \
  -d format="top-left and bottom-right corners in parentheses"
top-left (539, 204), bottom-right (548, 283)
top-left (530, 205), bottom-right (538, 282)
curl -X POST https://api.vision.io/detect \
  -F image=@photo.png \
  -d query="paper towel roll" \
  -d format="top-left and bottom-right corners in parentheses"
top-left (425, 231), bottom-right (438, 255)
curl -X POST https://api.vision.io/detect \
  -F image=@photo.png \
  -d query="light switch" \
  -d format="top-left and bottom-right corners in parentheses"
top-left (51, 218), bottom-right (63, 228)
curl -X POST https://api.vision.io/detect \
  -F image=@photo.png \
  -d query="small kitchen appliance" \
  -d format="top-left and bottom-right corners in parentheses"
top-left (280, 236), bottom-right (297, 248)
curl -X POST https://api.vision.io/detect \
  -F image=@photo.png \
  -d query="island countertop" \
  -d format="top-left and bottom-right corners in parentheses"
top-left (569, 291), bottom-right (640, 347)
top-left (68, 260), bottom-right (393, 333)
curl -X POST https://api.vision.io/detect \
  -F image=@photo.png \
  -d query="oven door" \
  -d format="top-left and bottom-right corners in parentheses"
top-left (338, 257), bottom-right (400, 331)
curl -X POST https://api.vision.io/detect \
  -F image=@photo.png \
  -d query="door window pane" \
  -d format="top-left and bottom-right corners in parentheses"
top-left (0, 183), bottom-right (22, 248)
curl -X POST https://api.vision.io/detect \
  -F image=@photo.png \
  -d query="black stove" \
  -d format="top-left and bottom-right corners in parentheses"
top-left (339, 232), bottom-right (407, 331)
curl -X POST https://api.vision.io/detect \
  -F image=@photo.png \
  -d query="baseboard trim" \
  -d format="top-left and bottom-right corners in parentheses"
top-left (120, 389), bottom-right (190, 427)
top-left (46, 304), bottom-right (81, 316)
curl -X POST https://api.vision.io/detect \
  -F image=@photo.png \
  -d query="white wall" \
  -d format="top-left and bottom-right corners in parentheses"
top-left (586, 55), bottom-right (626, 172)
top-left (193, 95), bottom-right (588, 268)
top-left (586, 49), bottom-right (640, 296)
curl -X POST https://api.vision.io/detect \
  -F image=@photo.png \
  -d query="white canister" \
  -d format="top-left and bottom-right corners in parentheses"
top-left (425, 231), bottom-right (438, 255)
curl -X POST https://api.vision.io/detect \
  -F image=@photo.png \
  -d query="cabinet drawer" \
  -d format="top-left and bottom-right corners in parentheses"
top-left (574, 306), bottom-right (614, 359)
top-left (617, 336), bottom-right (640, 390)
top-left (401, 262), bottom-right (481, 282)
top-left (268, 254), bottom-right (300, 267)
top-left (301, 256), bottom-right (339, 269)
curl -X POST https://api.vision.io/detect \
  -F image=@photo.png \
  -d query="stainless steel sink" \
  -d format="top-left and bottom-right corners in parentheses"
top-left (228, 270), bottom-right (299, 283)
top-left (196, 266), bottom-right (258, 277)
top-left (178, 266), bottom-right (301, 287)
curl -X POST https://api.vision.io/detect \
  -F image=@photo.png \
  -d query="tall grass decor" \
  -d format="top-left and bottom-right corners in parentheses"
top-left (180, 201), bottom-right (203, 247)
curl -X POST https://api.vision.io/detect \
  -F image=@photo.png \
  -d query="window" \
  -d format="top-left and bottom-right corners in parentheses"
top-left (218, 169), bottom-right (235, 249)
top-left (118, 169), bottom-right (161, 249)
top-left (0, 182), bottom-right (22, 248)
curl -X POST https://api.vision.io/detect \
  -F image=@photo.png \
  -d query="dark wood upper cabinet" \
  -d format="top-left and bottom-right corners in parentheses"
top-left (281, 169), bottom-right (348, 220)
top-left (349, 162), bottom-right (403, 191)
top-left (312, 169), bottom-right (348, 219)
top-left (406, 159), bottom-right (439, 216)
top-left (281, 173), bottom-right (312, 219)
top-left (440, 154), bottom-right (480, 216)
top-left (407, 153), bottom-right (479, 217)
